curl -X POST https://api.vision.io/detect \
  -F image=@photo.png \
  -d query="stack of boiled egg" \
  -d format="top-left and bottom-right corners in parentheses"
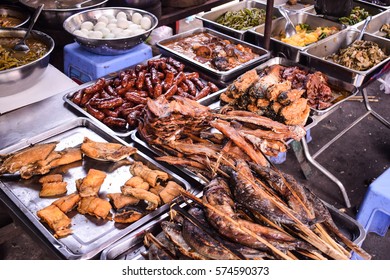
top-left (72, 11), bottom-right (153, 39)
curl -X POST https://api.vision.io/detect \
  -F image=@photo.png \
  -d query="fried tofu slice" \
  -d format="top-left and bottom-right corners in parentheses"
top-left (76, 169), bottom-right (107, 197)
top-left (81, 137), bottom-right (137, 162)
top-left (159, 181), bottom-right (185, 204)
top-left (40, 182), bottom-right (68, 197)
top-left (77, 196), bottom-right (112, 220)
top-left (130, 161), bottom-right (169, 187)
top-left (39, 174), bottom-right (63, 184)
top-left (121, 186), bottom-right (161, 211)
top-left (114, 209), bottom-right (144, 224)
top-left (52, 193), bottom-right (81, 213)
top-left (37, 204), bottom-right (72, 238)
top-left (107, 193), bottom-right (140, 210)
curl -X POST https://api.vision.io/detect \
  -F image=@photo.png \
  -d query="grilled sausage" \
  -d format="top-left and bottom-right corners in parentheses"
top-left (103, 116), bottom-right (127, 128)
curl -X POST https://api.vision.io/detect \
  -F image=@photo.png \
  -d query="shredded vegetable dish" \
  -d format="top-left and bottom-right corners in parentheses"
top-left (327, 40), bottom-right (388, 71)
top-left (0, 37), bottom-right (48, 71)
top-left (0, 15), bottom-right (23, 27)
top-left (215, 8), bottom-right (268, 31)
top-left (279, 24), bottom-right (339, 47)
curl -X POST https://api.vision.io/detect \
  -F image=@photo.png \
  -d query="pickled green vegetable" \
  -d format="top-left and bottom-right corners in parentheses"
top-left (215, 8), bottom-right (269, 31)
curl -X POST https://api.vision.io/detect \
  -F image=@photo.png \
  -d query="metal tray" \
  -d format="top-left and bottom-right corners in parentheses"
top-left (99, 198), bottom-right (365, 260)
top-left (300, 29), bottom-right (390, 87)
top-left (246, 12), bottom-right (346, 62)
top-left (197, 1), bottom-right (282, 41)
top-left (257, 0), bottom-right (315, 12)
top-left (254, 57), bottom-right (359, 116)
top-left (356, 9), bottom-right (390, 39)
top-left (0, 117), bottom-right (201, 259)
top-left (356, 0), bottom-right (390, 9)
top-left (63, 56), bottom-right (225, 138)
top-left (156, 27), bottom-right (271, 82)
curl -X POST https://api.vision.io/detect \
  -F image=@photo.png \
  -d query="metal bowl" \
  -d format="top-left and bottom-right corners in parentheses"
top-left (19, 0), bottom-right (108, 29)
top-left (63, 7), bottom-right (158, 55)
top-left (0, 28), bottom-right (55, 97)
top-left (0, 5), bottom-right (31, 28)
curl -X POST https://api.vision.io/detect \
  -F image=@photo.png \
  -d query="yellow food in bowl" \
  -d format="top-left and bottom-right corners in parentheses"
top-left (281, 25), bottom-right (339, 47)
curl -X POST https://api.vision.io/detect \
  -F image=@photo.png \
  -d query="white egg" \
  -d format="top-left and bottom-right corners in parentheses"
top-left (109, 18), bottom-right (118, 24)
top-left (106, 14), bottom-right (115, 20)
top-left (117, 18), bottom-right (129, 29)
top-left (81, 21), bottom-right (94, 30)
top-left (140, 17), bottom-right (152, 30)
top-left (97, 15), bottom-right (109, 24)
top-left (73, 30), bottom-right (84, 37)
top-left (116, 11), bottom-right (127, 20)
top-left (111, 27), bottom-right (123, 35)
top-left (107, 23), bottom-right (118, 30)
top-left (80, 28), bottom-right (91, 36)
top-left (115, 32), bottom-right (127, 38)
top-left (104, 32), bottom-right (116, 39)
top-left (94, 21), bottom-right (107, 31)
top-left (132, 29), bottom-right (144, 36)
top-left (89, 31), bottom-right (103, 39)
top-left (132, 12), bottom-right (142, 25)
top-left (100, 27), bottom-right (110, 37)
top-left (121, 29), bottom-right (134, 36)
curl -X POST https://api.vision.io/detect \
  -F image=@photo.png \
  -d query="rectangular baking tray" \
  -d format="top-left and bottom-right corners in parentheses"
top-left (257, 0), bottom-right (315, 12)
top-left (246, 12), bottom-right (347, 62)
top-left (197, 1), bottom-right (282, 41)
top-left (254, 57), bottom-right (359, 116)
top-left (63, 55), bottom-right (225, 139)
top-left (356, 0), bottom-right (390, 9)
top-left (156, 27), bottom-right (271, 82)
top-left (300, 29), bottom-right (390, 88)
top-left (356, 9), bottom-right (390, 39)
top-left (99, 198), bottom-right (365, 260)
top-left (0, 117), bottom-right (201, 259)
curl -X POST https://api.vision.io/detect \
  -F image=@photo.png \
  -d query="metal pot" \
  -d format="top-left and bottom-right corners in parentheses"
top-left (19, 0), bottom-right (108, 29)
top-left (108, 0), bottom-right (161, 8)
top-left (0, 5), bottom-right (31, 28)
top-left (0, 28), bottom-right (55, 96)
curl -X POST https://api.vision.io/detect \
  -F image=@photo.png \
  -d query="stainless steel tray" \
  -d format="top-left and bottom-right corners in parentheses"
top-left (156, 27), bottom-right (271, 82)
top-left (246, 12), bottom-right (346, 62)
top-left (0, 117), bottom-right (201, 259)
top-left (356, 9), bottom-right (390, 39)
top-left (99, 198), bottom-right (365, 260)
top-left (63, 56), bottom-right (224, 138)
top-left (356, 0), bottom-right (390, 9)
top-left (197, 1), bottom-right (282, 41)
top-left (300, 29), bottom-right (390, 87)
top-left (257, 0), bottom-right (315, 12)
top-left (254, 57), bottom-right (359, 116)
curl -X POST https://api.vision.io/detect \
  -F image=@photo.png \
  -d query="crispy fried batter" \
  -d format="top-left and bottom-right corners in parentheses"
top-left (130, 161), bottom-right (169, 187)
top-left (159, 181), bottom-right (185, 204)
top-left (121, 186), bottom-right (161, 210)
top-left (77, 196), bottom-right (112, 220)
top-left (37, 204), bottom-right (72, 238)
top-left (52, 193), bottom-right (81, 213)
top-left (76, 169), bottom-right (107, 197)
top-left (40, 182), bottom-right (68, 197)
top-left (107, 193), bottom-right (140, 210)
top-left (39, 174), bottom-right (63, 184)
top-left (113, 209), bottom-right (144, 224)
top-left (81, 137), bottom-right (137, 162)
top-left (125, 176), bottom-right (150, 190)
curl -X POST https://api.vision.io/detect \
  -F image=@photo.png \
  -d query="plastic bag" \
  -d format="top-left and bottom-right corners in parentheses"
top-left (147, 26), bottom-right (173, 46)
top-left (314, 0), bottom-right (353, 18)
top-left (379, 72), bottom-right (390, 94)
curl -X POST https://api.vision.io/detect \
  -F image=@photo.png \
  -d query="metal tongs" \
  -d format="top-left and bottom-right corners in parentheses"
top-left (278, 6), bottom-right (297, 38)
top-left (357, 16), bottom-right (372, 41)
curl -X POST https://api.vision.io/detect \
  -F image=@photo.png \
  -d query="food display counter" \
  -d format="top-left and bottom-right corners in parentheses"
top-left (1, 0), bottom-right (389, 261)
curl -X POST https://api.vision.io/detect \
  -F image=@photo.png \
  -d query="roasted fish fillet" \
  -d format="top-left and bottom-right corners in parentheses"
top-left (107, 193), bottom-right (140, 210)
top-left (113, 208), bottom-right (144, 224)
top-left (81, 137), bottom-right (137, 162)
top-left (40, 182), bottom-right (68, 197)
top-left (37, 204), bottom-right (72, 238)
top-left (77, 196), bottom-right (112, 220)
top-left (39, 174), bottom-right (63, 184)
top-left (76, 169), bottom-right (107, 197)
top-left (159, 181), bottom-right (185, 204)
top-left (52, 193), bottom-right (81, 213)
top-left (121, 186), bottom-right (161, 210)
top-left (0, 142), bottom-right (58, 175)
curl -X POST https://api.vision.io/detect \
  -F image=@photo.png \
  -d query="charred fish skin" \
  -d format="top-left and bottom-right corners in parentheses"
top-left (160, 221), bottom-right (207, 260)
top-left (227, 160), bottom-right (296, 226)
top-left (147, 232), bottom-right (176, 260)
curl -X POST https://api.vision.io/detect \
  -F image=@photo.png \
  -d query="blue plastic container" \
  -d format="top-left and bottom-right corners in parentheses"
top-left (64, 43), bottom-right (153, 84)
